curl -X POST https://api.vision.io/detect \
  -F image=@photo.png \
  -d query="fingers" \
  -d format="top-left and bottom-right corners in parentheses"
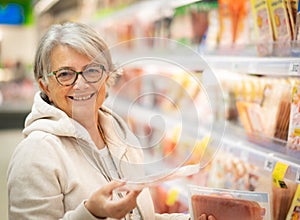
top-left (101, 180), bottom-right (126, 195)
top-left (208, 215), bottom-right (216, 220)
top-left (85, 181), bottom-right (129, 219)
top-left (108, 190), bottom-right (141, 210)
top-left (85, 180), bottom-right (143, 219)
top-left (198, 214), bottom-right (216, 220)
top-left (199, 214), bottom-right (207, 220)
top-left (101, 190), bottom-right (141, 219)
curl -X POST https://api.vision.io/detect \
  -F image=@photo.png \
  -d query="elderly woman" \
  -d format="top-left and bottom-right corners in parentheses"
top-left (7, 22), bottom-right (192, 220)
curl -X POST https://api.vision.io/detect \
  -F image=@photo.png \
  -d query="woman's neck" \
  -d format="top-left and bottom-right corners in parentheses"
top-left (77, 115), bottom-right (106, 150)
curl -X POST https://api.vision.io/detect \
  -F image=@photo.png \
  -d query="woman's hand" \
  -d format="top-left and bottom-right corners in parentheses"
top-left (198, 214), bottom-right (216, 220)
top-left (84, 180), bottom-right (141, 219)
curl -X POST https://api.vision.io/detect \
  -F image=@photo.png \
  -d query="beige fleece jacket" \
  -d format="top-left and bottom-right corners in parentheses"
top-left (7, 92), bottom-right (189, 220)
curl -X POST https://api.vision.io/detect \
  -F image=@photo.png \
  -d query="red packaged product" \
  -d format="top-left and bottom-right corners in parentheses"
top-left (191, 194), bottom-right (265, 220)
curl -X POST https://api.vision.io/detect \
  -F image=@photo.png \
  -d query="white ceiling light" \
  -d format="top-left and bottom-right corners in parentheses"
top-left (34, 0), bottom-right (60, 15)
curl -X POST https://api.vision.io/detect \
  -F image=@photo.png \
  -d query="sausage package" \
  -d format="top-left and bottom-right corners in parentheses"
top-left (188, 185), bottom-right (270, 220)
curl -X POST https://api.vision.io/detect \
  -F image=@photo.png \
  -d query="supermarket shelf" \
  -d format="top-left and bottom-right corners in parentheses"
top-left (91, 0), bottom-right (300, 77)
top-left (204, 55), bottom-right (300, 77)
top-left (222, 123), bottom-right (300, 182)
top-left (109, 44), bottom-right (300, 76)
top-left (105, 95), bottom-right (300, 182)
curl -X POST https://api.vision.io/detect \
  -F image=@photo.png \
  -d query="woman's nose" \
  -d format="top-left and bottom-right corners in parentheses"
top-left (72, 74), bottom-right (87, 88)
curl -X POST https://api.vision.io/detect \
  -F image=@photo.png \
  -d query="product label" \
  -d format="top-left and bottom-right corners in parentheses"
top-left (166, 188), bottom-right (179, 206)
top-left (272, 161), bottom-right (288, 188)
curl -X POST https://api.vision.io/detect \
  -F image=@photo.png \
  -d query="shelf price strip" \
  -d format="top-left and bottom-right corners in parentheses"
top-left (272, 161), bottom-right (289, 189)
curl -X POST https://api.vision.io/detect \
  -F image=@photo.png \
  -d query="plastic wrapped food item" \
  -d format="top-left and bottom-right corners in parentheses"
top-left (115, 164), bottom-right (200, 191)
top-left (272, 179), bottom-right (297, 220)
top-left (188, 185), bottom-right (270, 220)
top-left (191, 194), bottom-right (265, 220)
top-left (250, 0), bottom-right (274, 56)
top-left (267, 0), bottom-right (292, 56)
top-left (287, 84), bottom-right (300, 150)
top-left (286, 185), bottom-right (300, 220)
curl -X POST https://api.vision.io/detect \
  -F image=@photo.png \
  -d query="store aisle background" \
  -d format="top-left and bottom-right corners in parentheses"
top-left (0, 129), bottom-right (23, 220)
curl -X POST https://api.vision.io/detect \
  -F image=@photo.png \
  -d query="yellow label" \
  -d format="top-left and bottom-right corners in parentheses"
top-left (294, 128), bottom-right (300, 136)
top-left (272, 161), bottom-right (288, 188)
top-left (292, 85), bottom-right (299, 104)
top-left (166, 188), bottom-right (179, 206)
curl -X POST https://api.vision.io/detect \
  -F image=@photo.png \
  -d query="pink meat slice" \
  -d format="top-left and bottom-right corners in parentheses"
top-left (191, 195), bottom-right (265, 220)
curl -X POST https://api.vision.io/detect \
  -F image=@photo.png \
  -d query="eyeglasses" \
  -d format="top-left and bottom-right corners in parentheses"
top-left (47, 64), bottom-right (106, 86)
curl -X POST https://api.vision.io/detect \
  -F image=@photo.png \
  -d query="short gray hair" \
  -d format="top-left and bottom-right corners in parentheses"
top-left (34, 22), bottom-right (119, 87)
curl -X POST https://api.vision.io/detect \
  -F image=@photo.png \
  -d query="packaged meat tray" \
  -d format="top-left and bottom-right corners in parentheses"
top-left (188, 185), bottom-right (270, 220)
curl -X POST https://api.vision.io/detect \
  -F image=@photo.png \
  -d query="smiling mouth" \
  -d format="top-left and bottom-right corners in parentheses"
top-left (69, 93), bottom-right (95, 101)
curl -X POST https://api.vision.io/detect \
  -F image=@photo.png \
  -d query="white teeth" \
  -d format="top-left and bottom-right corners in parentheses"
top-left (72, 94), bottom-right (93, 101)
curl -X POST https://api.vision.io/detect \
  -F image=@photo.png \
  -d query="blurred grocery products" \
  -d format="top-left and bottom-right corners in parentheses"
top-left (104, 61), bottom-right (300, 219)
top-left (1, 0), bottom-right (300, 219)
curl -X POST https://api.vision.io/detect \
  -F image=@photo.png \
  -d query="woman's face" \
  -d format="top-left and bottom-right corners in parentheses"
top-left (39, 45), bottom-right (107, 121)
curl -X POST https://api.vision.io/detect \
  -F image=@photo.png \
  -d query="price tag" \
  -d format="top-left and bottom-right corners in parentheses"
top-left (264, 159), bottom-right (274, 172)
top-left (289, 62), bottom-right (300, 76)
top-left (272, 161), bottom-right (288, 188)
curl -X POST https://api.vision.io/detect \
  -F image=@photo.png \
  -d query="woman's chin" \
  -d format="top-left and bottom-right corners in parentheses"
top-left (71, 104), bottom-right (95, 119)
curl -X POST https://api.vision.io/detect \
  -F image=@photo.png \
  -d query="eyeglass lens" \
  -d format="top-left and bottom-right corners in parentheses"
top-left (55, 65), bottom-right (104, 85)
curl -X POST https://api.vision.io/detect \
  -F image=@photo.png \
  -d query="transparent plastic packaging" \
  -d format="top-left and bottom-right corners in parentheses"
top-left (188, 185), bottom-right (270, 220)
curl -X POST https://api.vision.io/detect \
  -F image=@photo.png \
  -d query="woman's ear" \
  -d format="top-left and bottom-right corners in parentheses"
top-left (38, 78), bottom-right (51, 102)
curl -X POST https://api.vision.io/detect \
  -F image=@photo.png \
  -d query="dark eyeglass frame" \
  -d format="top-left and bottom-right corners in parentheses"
top-left (47, 64), bottom-right (106, 86)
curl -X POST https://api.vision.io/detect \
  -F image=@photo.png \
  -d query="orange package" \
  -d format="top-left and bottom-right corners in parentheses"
top-left (218, 0), bottom-right (233, 48)
top-left (229, 0), bottom-right (249, 45)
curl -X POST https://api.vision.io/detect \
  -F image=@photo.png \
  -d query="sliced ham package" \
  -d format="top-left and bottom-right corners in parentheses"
top-left (188, 185), bottom-right (270, 220)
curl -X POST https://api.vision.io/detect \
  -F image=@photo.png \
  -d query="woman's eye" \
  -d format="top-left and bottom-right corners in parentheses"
top-left (85, 68), bottom-right (101, 74)
top-left (87, 68), bottom-right (99, 72)
top-left (57, 70), bottom-right (73, 78)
